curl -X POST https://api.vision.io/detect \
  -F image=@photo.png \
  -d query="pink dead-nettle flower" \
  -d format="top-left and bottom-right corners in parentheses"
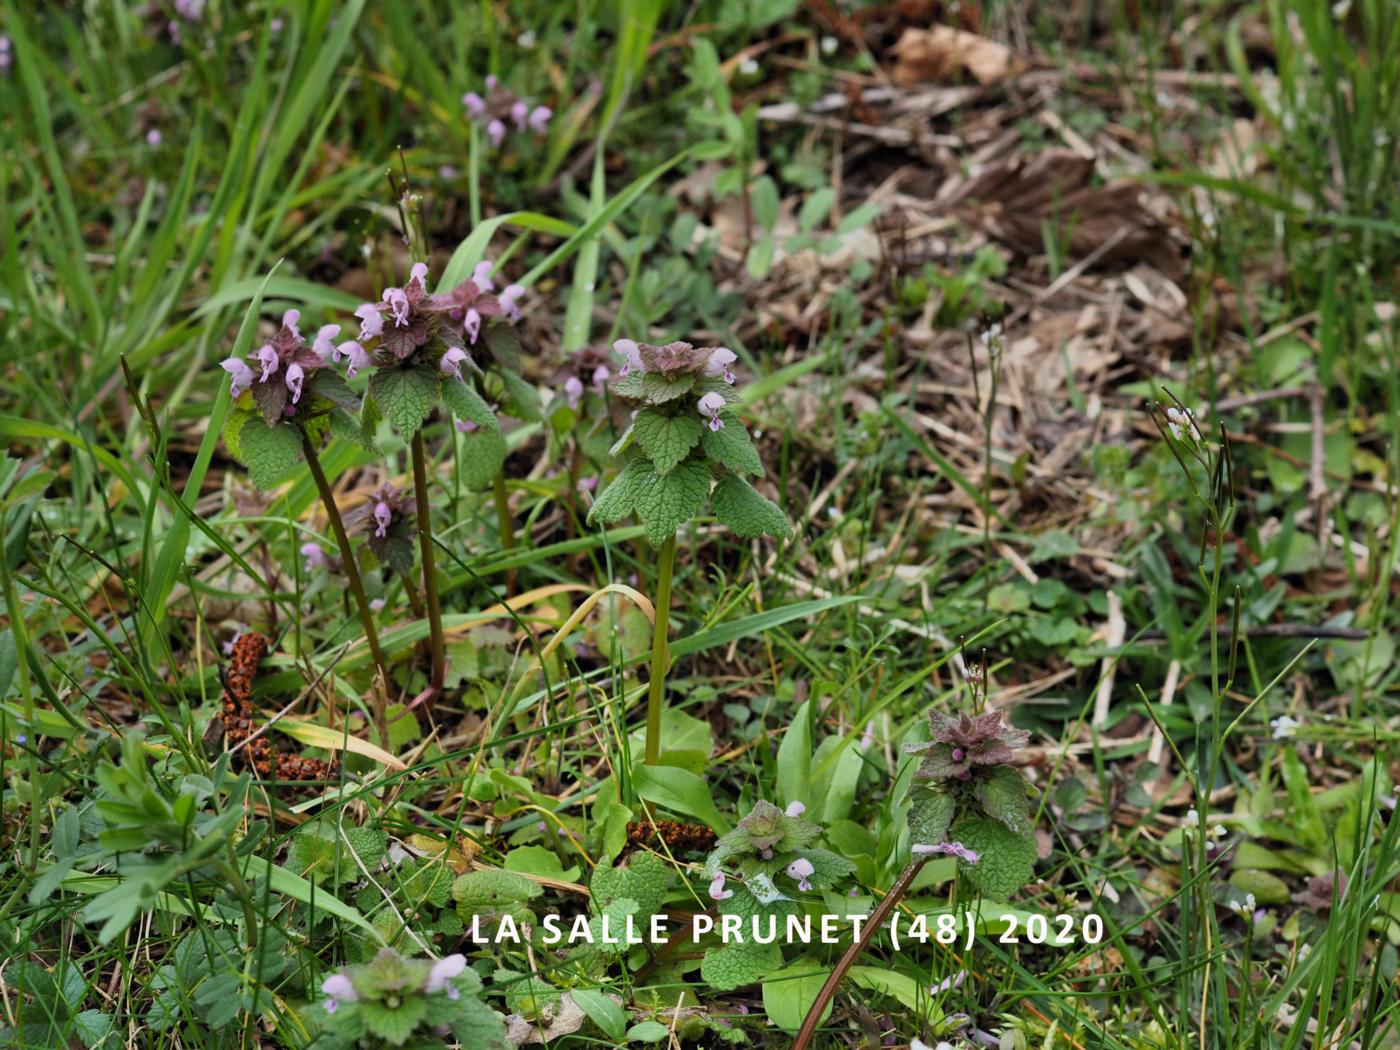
top-left (592, 364), bottom-right (611, 390)
top-left (564, 376), bottom-right (584, 410)
top-left (321, 973), bottom-right (357, 1014)
top-left (786, 857), bottom-right (815, 891)
top-left (464, 308), bottom-right (482, 344)
top-left (487, 118), bottom-right (506, 147)
top-left (578, 475), bottom-right (598, 495)
top-left (424, 954), bottom-right (467, 996)
top-left (285, 362), bottom-right (305, 404)
top-left (464, 78), bottom-right (552, 143)
top-left (354, 303), bottom-right (384, 341)
top-left (529, 105), bottom-right (552, 132)
top-left (705, 347), bottom-right (738, 384)
top-left (471, 261), bottom-right (495, 293)
top-left (440, 346), bottom-right (471, 381)
top-left (785, 801), bottom-right (805, 817)
top-left (462, 91), bottom-right (486, 117)
top-left (384, 286), bottom-right (411, 326)
top-left (499, 284), bottom-right (525, 322)
top-left (912, 841), bottom-right (980, 864)
top-left (614, 338), bottom-right (643, 377)
top-left (301, 542), bottom-right (329, 573)
top-left (338, 341), bottom-right (370, 378)
top-left (221, 358), bottom-right (255, 397)
top-left (510, 100), bottom-right (529, 128)
top-left (255, 345), bottom-right (279, 381)
top-left (698, 391), bottom-right (727, 431)
top-left (456, 419), bottom-right (478, 433)
top-left (311, 324), bottom-right (341, 362)
top-left (373, 501), bottom-right (392, 538)
top-left (708, 872), bottom-right (734, 901)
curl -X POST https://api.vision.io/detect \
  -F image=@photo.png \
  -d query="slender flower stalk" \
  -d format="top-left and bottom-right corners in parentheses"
top-left (300, 430), bottom-right (391, 738)
top-left (643, 534), bottom-right (677, 765)
top-left (492, 470), bottom-right (517, 595)
top-left (411, 431), bottom-right (447, 694)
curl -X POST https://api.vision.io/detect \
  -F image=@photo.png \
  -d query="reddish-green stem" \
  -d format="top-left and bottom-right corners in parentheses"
top-left (791, 860), bottom-right (926, 1050)
top-left (410, 430), bottom-right (446, 695)
top-left (300, 430), bottom-right (390, 738)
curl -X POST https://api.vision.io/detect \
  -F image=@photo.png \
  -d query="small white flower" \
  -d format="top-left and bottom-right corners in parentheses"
top-left (738, 56), bottom-right (759, 76)
top-left (1270, 715), bottom-right (1300, 740)
top-left (518, 29), bottom-right (537, 48)
top-left (785, 800), bottom-right (805, 817)
top-left (820, 35), bottom-right (838, 55)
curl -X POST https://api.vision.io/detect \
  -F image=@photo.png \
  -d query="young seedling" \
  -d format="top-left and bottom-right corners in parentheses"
top-left (316, 947), bottom-right (507, 1049)
top-left (546, 346), bottom-right (616, 536)
top-left (219, 309), bottom-right (391, 718)
top-left (350, 260), bottom-right (516, 693)
top-left (587, 339), bottom-right (792, 764)
top-left (791, 687), bottom-right (1037, 1050)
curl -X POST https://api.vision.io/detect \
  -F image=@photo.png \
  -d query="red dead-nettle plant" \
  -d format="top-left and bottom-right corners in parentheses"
top-left (587, 338), bottom-right (791, 765)
top-left (219, 309), bottom-right (391, 718)
top-left (350, 260), bottom-right (521, 692)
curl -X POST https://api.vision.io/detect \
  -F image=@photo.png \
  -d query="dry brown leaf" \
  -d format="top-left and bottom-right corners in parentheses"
top-left (891, 25), bottom-right (1017, 86)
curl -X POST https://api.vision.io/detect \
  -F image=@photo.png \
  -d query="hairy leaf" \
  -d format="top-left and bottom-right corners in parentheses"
top-left (633, 410), bottom-right (703, 475)
top-left (635, 460), bottom-right (710, 546)
top-left (369, 365), bottom-right (439, 436)
top-left (702, 418), bottom-right (763, 475)
top-left (237, 418), bottom-right (302, 489)
top-left (710, 473), bottom-right (790, 539)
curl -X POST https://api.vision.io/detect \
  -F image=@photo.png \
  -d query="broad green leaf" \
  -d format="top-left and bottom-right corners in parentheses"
top-left (777, 701), bottom-right (812, 809)
top-left (633, 410), bottom-right (703, 475)
top-left (458, 429), bottom-right (508, 490)
top-left (632, 764), bottom-right (731, 832)
top-left (702, 941), bottom-right (782, 992)
top-left (702, 418), bottom-right (763, 476)
top-left (640, 372), bottom-right (694, 404)
top-left (972, 766), bottom-right (1034, 837)
top-left (571, 989), bottom-right (626, 1041)
top-left (441, 380), bottom-right (499, 431)
top-left (238, 418), bottom-right (302, 489)
top-left (948, 816), bottom-right (1036, 902)
top-left (587, 459), bottom-right (650, 525)
top-left (498, 369), bottom-right (543, 421)
top-left (762, 957), bottom-right (829, 1032)
top-left (710, 473), bottom-right (791, 539)
top-left (635, 460), bottom-right (711, 546)
top-left (369, 366), bottom-right (440, 436)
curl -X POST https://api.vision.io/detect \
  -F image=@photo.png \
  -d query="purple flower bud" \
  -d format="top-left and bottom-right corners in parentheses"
top-left (564, 376), bottom-right (584, 410)
top-left (591, 365), bottom-right (611, 390)
top-left (146, 128), bottom-right (162, 146)
top-left (708, 872), bottom-right (733, 901)
top-left (369, 597), bottom-right (386, 611)
top-left (312, 324), bottom-right (341, 361)
top-left (285, 362), bottom-right (305, 404)
top-left (221, 357), bottom-right (255, 397)
top-left (912, 841), bottom-right (980, 864)
top-left (408, 261), bottom-right (429, 289)
top-left (510, 100), bottom-right (529, 129)
top-left (951, 748), bottom-right (965, 761)
top-left (456, 419), bottom-right (478, 434)
top-left (373, 501), bottom-right (392, 538)
top-left (462, 91), bottom-right (486, 117)
top-left (471, 260), bottom-right (495, 293)
top-left (578, 475), bottom-right (598, 495)
top-left (440, 346), bottom-right (470, 381)
top-left (424, 954), bottom-right (467, 994)
top-left (464, 308), bottom-right (481, 344)
top-left (698, 391), bottom-right (726, 431)
top-left (785, 801), bottom-right (805, 817)
top-left (383, 287), bottom-right (410, 326)
top-left (354, 303), bottom-right (383, 341)
top-left (487, 118), bottom-right (506, 147)
top-left (499, 284), bottom-right (525, 322)
top-left (281, 309), bottom-right (301, 338)
top-left (528, 105), bottom-right (552, 132)
top-left (255, 345), bottom-right (279, 381)
top-left (338, 341), bottom-right (370, 378)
